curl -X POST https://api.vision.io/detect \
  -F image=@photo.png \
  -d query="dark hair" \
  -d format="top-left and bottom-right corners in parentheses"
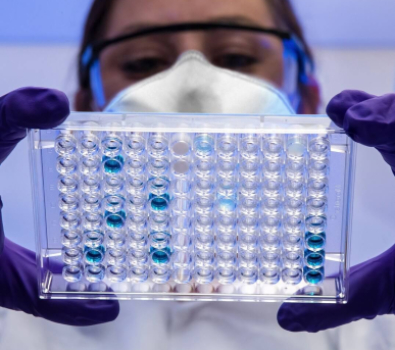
top-left (76, 0), bottom-right (316, 110)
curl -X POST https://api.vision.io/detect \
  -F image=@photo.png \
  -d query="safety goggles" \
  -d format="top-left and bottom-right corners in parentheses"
top-left (81, 22), bottom-right (313, 109)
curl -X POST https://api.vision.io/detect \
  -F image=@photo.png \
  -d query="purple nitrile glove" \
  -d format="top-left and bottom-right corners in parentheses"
top-left (278, 244), bottom-right (395, 332)
top-left (0, 87), bottom-right (119, 326)
top-left (326, 90), bottom-right (395, 173)
top-left (277, 90), bottom-right (395, 332)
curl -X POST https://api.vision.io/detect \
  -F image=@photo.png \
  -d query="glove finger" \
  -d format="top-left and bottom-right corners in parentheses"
top-left (0, 87), bottom-right (69, 164)
top-left (326, 90), bottom-right (375, 128)
top-left (277, 245), bottom-right (395, 332)
top-left (0, 197), bottom-right (4, 254)
top-left (342, 93), bottom-right (395, 148)
top-left (0, 238), bottom-right (119, 326)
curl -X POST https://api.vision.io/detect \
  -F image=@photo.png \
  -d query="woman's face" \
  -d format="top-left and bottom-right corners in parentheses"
top-left (97, 0), bottom-right (287, 104)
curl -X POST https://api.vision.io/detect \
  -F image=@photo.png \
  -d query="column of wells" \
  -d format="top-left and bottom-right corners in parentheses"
top-left (136, 132), bottom-right (172, 285)
top-left (124, 131), bottom-right (150, 284)
top-left (280, 134), bottom-right (308, 285)
top-left (168, 133), bottom-right (194, 289)
top-left (56, 131), bottom-right (85, 283)
top-left (236, 133), bottom-right (261, 287)
top-left (193, 133), bottom-right (217, 289)
top-left (259, 134), bottom-right (286, 285)
top-left (96, 130), bottom-right (128, 284)
top-left (215, 133), bottom-right (239, 288)
top-left (303, 134), bottom-right (330, 285)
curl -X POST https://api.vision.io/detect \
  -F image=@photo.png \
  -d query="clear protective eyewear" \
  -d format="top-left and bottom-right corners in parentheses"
top-left (81, 22), bottom-right (313, 109)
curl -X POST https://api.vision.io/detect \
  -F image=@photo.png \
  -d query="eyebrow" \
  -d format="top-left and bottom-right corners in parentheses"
top-left (117, 16), bottom-right (266, 37)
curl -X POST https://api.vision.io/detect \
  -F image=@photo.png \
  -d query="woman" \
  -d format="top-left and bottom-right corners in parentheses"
top-left (74, 0), bottom-right (320, 113)
top-left (1, 0), bottom-right (395, 348)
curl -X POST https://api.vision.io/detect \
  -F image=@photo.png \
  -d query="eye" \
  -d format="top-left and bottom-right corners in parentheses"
top-left (120, 57), bottom-right (170, 78)
top-left (213, 54), bottom-right (258, 70)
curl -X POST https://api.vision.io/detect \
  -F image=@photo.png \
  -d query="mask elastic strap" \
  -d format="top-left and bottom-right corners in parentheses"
top-left (90, 60), bottom-right (106, 110)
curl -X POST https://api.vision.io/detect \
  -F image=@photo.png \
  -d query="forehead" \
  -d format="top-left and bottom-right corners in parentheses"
top-left (104, 0), bottom-right (276, 38)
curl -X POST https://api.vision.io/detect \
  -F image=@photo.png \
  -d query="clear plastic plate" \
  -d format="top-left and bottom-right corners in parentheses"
top-left (29, 112), bottom-right (355, 302)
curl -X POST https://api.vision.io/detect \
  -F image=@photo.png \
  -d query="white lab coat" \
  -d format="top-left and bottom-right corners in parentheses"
top-left (1, 301), bottom-right (395, 350)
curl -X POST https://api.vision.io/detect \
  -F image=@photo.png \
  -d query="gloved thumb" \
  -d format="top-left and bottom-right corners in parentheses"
top-left (0, 87), bottom-right (69, 164)
top-left (327, 90), bottom-right (395, 148)
top-left (277, 244), bottom-right (395, 332)
top-left (326, 90), bottom-right (375, 129)
top-left (327, 90), bottom-right (395, 172)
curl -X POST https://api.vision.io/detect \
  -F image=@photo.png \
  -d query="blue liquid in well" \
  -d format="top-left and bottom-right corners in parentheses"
top-left (195, 135), bottom-right (214, 155)
top-left (305, 232), bottom-right (326, 250)
top-left (149, 193), bottom-right (170, 211)
top-left (218, 198), bottom-right (236, 212)
top-left (152, 250), bottom-right (170, 264)
top-left (150, 246), bottom-right (172, 264)
top-left (304, 267), bottom-right (324, 284)
top-left (151, 197), bottom-right (168, 210)
top-left (105, 210), bottom-right (126, 228)
top-left (84, 245), bottom-right (105, 264)
top-left (305, 250), bottom-right (325, 267)
top-left (102, 155), bottom-right (124, 174)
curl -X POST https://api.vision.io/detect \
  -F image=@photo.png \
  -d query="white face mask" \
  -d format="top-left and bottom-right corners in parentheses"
top-left (105, 51), bottom-right (296, 115)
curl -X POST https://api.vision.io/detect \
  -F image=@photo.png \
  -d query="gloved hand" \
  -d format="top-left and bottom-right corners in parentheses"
top-left (0, 87), bottom-right (119, 326)
top-left (278, 244), bottom-right (395, 332)
top-left (277, 90), bottom-right (395, 332)
top-left (327, 90), bottom-right (395, 173)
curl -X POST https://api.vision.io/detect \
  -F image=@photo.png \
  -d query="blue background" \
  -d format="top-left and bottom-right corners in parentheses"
top-left (0, 0), bottom-right (394, 46)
